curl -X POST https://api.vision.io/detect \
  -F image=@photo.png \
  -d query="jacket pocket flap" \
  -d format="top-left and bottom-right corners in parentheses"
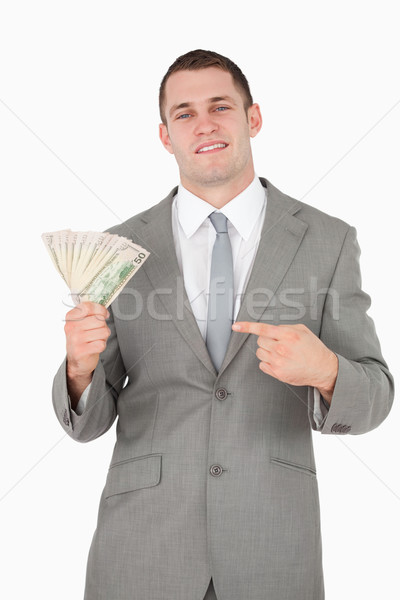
top-left (270, 456), bottom-right (316, 477)
top-left (105, 454), bottom-right (162, 499)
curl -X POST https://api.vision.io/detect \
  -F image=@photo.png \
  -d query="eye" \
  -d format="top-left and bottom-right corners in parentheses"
top-left (215, 106), bottom-right (229, 112)
top-left (177, 113), bottom-right (191, 119)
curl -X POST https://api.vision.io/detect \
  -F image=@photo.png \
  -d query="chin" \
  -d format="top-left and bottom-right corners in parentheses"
top-left (195, 168), bottom-right (235, 187)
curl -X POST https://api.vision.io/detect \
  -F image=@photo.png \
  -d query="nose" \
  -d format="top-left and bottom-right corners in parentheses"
top-left (193, 112), bottom-right (218, 136)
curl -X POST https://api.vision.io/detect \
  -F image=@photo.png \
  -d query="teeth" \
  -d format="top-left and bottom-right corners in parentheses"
top-left (197, 143), bottom-right (227, 153)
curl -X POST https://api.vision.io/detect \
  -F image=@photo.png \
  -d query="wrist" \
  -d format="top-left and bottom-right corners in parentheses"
top-left (66, 361), bottom-right (94, 411)
top-left (316, 351), bottom-right (338, 405)
top-left (66, 359), bottom-right (93, 383)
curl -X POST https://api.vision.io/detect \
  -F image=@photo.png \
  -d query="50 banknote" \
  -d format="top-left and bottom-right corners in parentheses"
top-left (42, 229), bottom-right (150, 307)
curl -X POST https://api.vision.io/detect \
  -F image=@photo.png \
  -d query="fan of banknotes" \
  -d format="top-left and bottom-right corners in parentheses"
top-left (42, 229), bottom-right (150, 307)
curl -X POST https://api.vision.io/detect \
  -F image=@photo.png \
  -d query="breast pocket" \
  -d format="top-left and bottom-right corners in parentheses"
top-left (258, 293), bottom-right (325, 330)
top-left (105, 453), bottom-right (162, 499)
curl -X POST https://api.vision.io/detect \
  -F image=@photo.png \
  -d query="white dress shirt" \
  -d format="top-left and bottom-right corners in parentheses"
top-left (171, 174), bottom-right (266, 339)
top-left (73, 175), bottom-right (328, 426)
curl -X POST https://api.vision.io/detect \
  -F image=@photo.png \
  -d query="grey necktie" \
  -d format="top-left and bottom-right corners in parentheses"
top-left (206, 212), bottom-right (234, 372)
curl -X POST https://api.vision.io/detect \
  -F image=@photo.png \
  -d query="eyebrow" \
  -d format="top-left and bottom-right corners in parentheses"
top-left (169, 96), bottom-right (237, 117)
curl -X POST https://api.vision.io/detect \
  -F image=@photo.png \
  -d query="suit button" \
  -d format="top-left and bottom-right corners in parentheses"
top-left (210, 464), bottom-right (223, 477)
top-left (215, 388), bottom-right (228, 401)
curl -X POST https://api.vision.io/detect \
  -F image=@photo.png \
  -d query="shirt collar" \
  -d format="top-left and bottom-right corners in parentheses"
top-left (175, 175), bottom-right (266, 241)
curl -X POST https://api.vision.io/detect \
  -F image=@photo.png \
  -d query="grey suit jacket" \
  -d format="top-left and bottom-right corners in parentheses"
top-left (52, 178), bottom-right (394, 600)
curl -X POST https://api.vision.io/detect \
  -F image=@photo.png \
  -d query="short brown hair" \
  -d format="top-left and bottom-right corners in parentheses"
top-left (159, 49), bottom-right (254, 125)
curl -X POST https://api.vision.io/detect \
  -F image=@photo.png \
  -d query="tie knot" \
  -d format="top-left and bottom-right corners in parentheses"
top-left (209, 211), bottom-right (228, 234)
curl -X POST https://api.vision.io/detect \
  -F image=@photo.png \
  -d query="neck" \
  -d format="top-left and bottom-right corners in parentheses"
top-left (180, 169), bottom-right (256, 209)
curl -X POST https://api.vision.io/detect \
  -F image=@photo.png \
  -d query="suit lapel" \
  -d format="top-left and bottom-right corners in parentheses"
top-left (132, 179), bottom-right (308, 378)
top-left (135, 188), bottom-right (217, 376)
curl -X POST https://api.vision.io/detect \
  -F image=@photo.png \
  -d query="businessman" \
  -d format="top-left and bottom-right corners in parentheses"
top-left (53, 49), bottom-right (394, 600)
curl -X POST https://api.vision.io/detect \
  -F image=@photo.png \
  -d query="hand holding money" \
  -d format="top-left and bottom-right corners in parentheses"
top-left (64, 301), bottom-right (111, 407)
top-left (65, 301), bottom-right (110, 376)
top-left (42, 229), bottom-right (150, 408)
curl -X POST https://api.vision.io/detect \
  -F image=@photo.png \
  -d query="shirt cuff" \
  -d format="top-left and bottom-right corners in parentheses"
top-left (71, 383), bottom-right (92, 415)
top-left (310, 387), bottom-right (330, 429)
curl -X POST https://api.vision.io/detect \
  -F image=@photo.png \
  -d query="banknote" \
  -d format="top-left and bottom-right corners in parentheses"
top-left (42, 229), bottom-right (150, 307)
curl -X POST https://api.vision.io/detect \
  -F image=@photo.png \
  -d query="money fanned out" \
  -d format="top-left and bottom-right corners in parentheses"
top-left (42, 229), bottom-right (150, 307)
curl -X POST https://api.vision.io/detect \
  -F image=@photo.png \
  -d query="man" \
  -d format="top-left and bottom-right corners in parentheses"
top-left (53, 50), bottom-right (394, 600)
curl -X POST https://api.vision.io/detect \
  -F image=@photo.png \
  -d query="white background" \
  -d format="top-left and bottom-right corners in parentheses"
top-left (0, 1), bottom-right (399, 598)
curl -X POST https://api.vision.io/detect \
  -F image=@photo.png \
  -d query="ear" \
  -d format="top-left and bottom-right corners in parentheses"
top-left (247, 103), bottom-right (262, 138)
top-left (159, 123), bottom-right (174, 154)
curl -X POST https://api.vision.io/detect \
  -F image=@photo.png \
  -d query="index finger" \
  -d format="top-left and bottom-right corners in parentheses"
top-left (232, 321), bottom-right (280, 339)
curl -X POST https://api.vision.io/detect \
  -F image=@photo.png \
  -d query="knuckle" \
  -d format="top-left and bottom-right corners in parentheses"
top-left (82, 301), bottom-right (93, 309)
top-left (275, 343), bottom-right (287, 357)
top-left (76, 302), bottom-right (88, 316)
top-left (91, 340), bottom-right (105, 353)
top-left (65, 318), bottom-right (79, 332)
top-left (64, 313), bottom-right (76, 328)
top-left (286, 331), bottom-right (299, 343)
top-left (94, 301), bottom-right (107, 314)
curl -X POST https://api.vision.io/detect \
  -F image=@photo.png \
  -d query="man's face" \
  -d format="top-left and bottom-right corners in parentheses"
top-left (159, 67), bottom-right (262, 194)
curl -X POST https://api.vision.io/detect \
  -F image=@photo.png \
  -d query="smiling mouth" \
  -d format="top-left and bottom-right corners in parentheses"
top-left (196, 143), bottom-right (228, 154)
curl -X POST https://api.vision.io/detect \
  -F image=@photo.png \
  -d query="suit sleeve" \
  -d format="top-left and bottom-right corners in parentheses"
top-left (309, 225), bottom-right (394, 434)
top-left (52, 304), bottom-right (126, 442)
